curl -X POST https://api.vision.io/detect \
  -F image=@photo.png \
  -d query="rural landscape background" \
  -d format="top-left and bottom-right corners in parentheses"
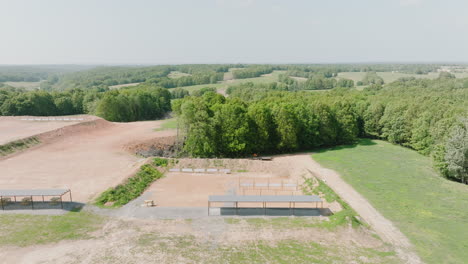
top-left (1, 0), bottom-right (467, 264)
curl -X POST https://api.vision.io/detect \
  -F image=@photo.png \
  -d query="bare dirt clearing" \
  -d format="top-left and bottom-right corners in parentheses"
top-left (0, 116), bottom-right (175, 202)
top-left (148, 156), bottom-right (310, 207)
top-left (0, 115), bottom-right (96, 145)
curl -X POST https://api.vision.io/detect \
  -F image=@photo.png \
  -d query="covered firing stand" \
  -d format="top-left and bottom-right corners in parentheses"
top-left (208, 195), bottom-right (323, 216)
top-left (0, 189), bottom-right (72, 210)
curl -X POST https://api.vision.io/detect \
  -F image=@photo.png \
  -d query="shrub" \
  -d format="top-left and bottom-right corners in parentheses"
top-left (95, 164), bottom-right (163, 207)
top-left (152, 157), bottom-right (168, 167)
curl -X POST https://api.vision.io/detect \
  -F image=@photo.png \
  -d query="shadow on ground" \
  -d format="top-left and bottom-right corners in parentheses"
top-left (313, 138), bottom-right (377, 154)
top-left (0, 202), bottom-right (85, 213)
top-left (216, 207), bottom-right (332, 216)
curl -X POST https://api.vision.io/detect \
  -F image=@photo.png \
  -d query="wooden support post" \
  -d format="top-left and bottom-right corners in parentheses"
top-left (236, 202), bottom-right (238, 215)
top-left (60, 195), bottom-right (63, 209)
top-left (207, 201), bottom-right (210, 216)
top-left (1, 196), bottom-right (3, 210)
top-left (14, 196), bottom-right (16, 202)
top-left (69, 190), bottom-right (73, 202)
top-left (31, 196), bottom-right (34, 210)
top-left (42, 196), bottom-right (45, 203)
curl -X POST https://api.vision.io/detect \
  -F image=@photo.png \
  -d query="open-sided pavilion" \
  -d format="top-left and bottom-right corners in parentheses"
top-left (0, 189), bottom-right (72, 210)
top-left (208, 195), bottom-right (322, 216)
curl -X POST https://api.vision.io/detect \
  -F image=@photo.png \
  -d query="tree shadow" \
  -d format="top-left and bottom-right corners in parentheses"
top-left (313, 138), bottom-right (377, 154)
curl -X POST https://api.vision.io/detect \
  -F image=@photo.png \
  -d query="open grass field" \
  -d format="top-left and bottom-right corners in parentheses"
top-left (4, 81), bottom-right (42, 90)
top-left (167, 71), bottom-right (191, 79)
top-left (170, 70), bottom-right (285, 92)
top-left (312, 139), bottom-right (468, 264)
top-left (108, 82), bottom-right (141, 89)
top-left (153, 118), bottom-right (177, 131)
top-left (336, 72), bottom-right (440, 84)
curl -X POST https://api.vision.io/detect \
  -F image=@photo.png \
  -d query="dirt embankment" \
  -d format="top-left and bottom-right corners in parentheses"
top-left (123, 136), bottom-right (177, 157)
top-left (0, 117), bottom-right (113, 161)
top-left (0, 117), bottom-right (175, 202)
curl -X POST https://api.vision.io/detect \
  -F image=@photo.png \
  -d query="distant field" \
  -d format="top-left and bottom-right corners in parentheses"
top-left (313, 139), bottom-right (468, 264)
top-left (171, 70), bottom-right (286, 92)
top-left (290, 76), bottom-right (308, 82)
top-left (168, 71), bottom-right (191, 79)
top-left (4, 81), bottom-right (42, 90)
top-left (109, 82), bottom-right (141, 89)
top-left (336, 71), bottom-right (468, 86)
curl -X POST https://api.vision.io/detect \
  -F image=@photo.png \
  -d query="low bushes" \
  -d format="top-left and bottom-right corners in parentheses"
top-left (0, 137), bottom-right (39, 156)
top-left (152, 157), bottom-right (168, 167)
top-left (95, 158), bottom-right (167, 207)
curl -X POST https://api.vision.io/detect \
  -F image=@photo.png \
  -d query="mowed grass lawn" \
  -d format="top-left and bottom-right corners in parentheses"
top-left (312, 139), bottom-right (468, 264)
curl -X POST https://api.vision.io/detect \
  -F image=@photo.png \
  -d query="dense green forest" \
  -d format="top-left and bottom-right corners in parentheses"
top-left (1, 64), bottom-right (467, 183)
top-left (0, 84), bottom-right (172, 122)
top-left (174, 76), bottom-right (468, 184)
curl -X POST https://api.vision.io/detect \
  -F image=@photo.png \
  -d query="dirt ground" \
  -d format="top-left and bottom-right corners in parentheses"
top-left (148, 157), bottom-right (311, 208)
top-left (0, 116), bottom-right (175, 202)
top-left (0, 115), bottom-right (97, 145)
top-left (0, 217), bottom-right (399, 264)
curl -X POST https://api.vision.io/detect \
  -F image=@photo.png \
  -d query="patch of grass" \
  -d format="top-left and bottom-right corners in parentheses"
top-left (224, 218), bottom-right (241, 224)
top-left (168, 71), bottom-right (191, 79)
top-left (154, 118), bottom-right (178, 131)
top-left (0, 211), bottom-right (103, 247)
top-left (303, 177), bottom-right (364, 229)
top-left (0, 137), bottom-right (40, 156)
top-left (313, 139), bottom-right (468, 264)
top-left (95, 163), bottom-right (164, 207)
top-left (236, 169), bottom-right (248, 173)
top-left (152, 157), bottom-right (168, 167)
top-left (133, 232), bottom-right (398, 264)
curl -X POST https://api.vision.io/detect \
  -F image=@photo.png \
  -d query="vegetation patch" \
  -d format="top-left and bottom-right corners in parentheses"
top-left (154, 118), bottom-right (178, 131)
top-left (133, 233), bottom-right (398, 264)
top-left (0, 136), bottom-right (40, 156)
top-left (95, 159), bottom-right (167, 207)
top-left (0, 211), bottom-right (103, 247)
top-left (313, 139), bottom-right (468, 264)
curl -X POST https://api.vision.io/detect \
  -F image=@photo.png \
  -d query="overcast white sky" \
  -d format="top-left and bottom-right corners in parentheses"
top-left (0, 0), bottom-right (467, 64)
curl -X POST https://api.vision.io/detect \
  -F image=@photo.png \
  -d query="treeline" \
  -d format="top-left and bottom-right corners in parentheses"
top-left (148, 72), bottom-right (224, 88)
top-left (357, 72), bottom-right (384, 85)
top-left (175, 77), bottom-right (468, 183)
top-left (279, 74), bottom-right (354, 90)
top-left (0, 65), bottom-right (90, 82)
top-left (173, 91), bottom-right (360, 157)
top-left (96, 87), bottom-right (171, 122)
top-left (0, 84), bottom-right (171, 122)
top-left (284, 64), bottom-right (443, 76)
top-left (232, 66), bottom-right (276, 79)
top-left (41, 64), bottom-right (237, 91)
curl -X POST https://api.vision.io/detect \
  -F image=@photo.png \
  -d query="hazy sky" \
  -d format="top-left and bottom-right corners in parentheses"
top-left (1, 0), bottom-right (467, 64)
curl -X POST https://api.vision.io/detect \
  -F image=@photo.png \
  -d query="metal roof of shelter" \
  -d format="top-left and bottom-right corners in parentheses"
top-left (0, 189), bottom-right (70, 197)
top-left (208, 195), bottom-right (322, 203)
